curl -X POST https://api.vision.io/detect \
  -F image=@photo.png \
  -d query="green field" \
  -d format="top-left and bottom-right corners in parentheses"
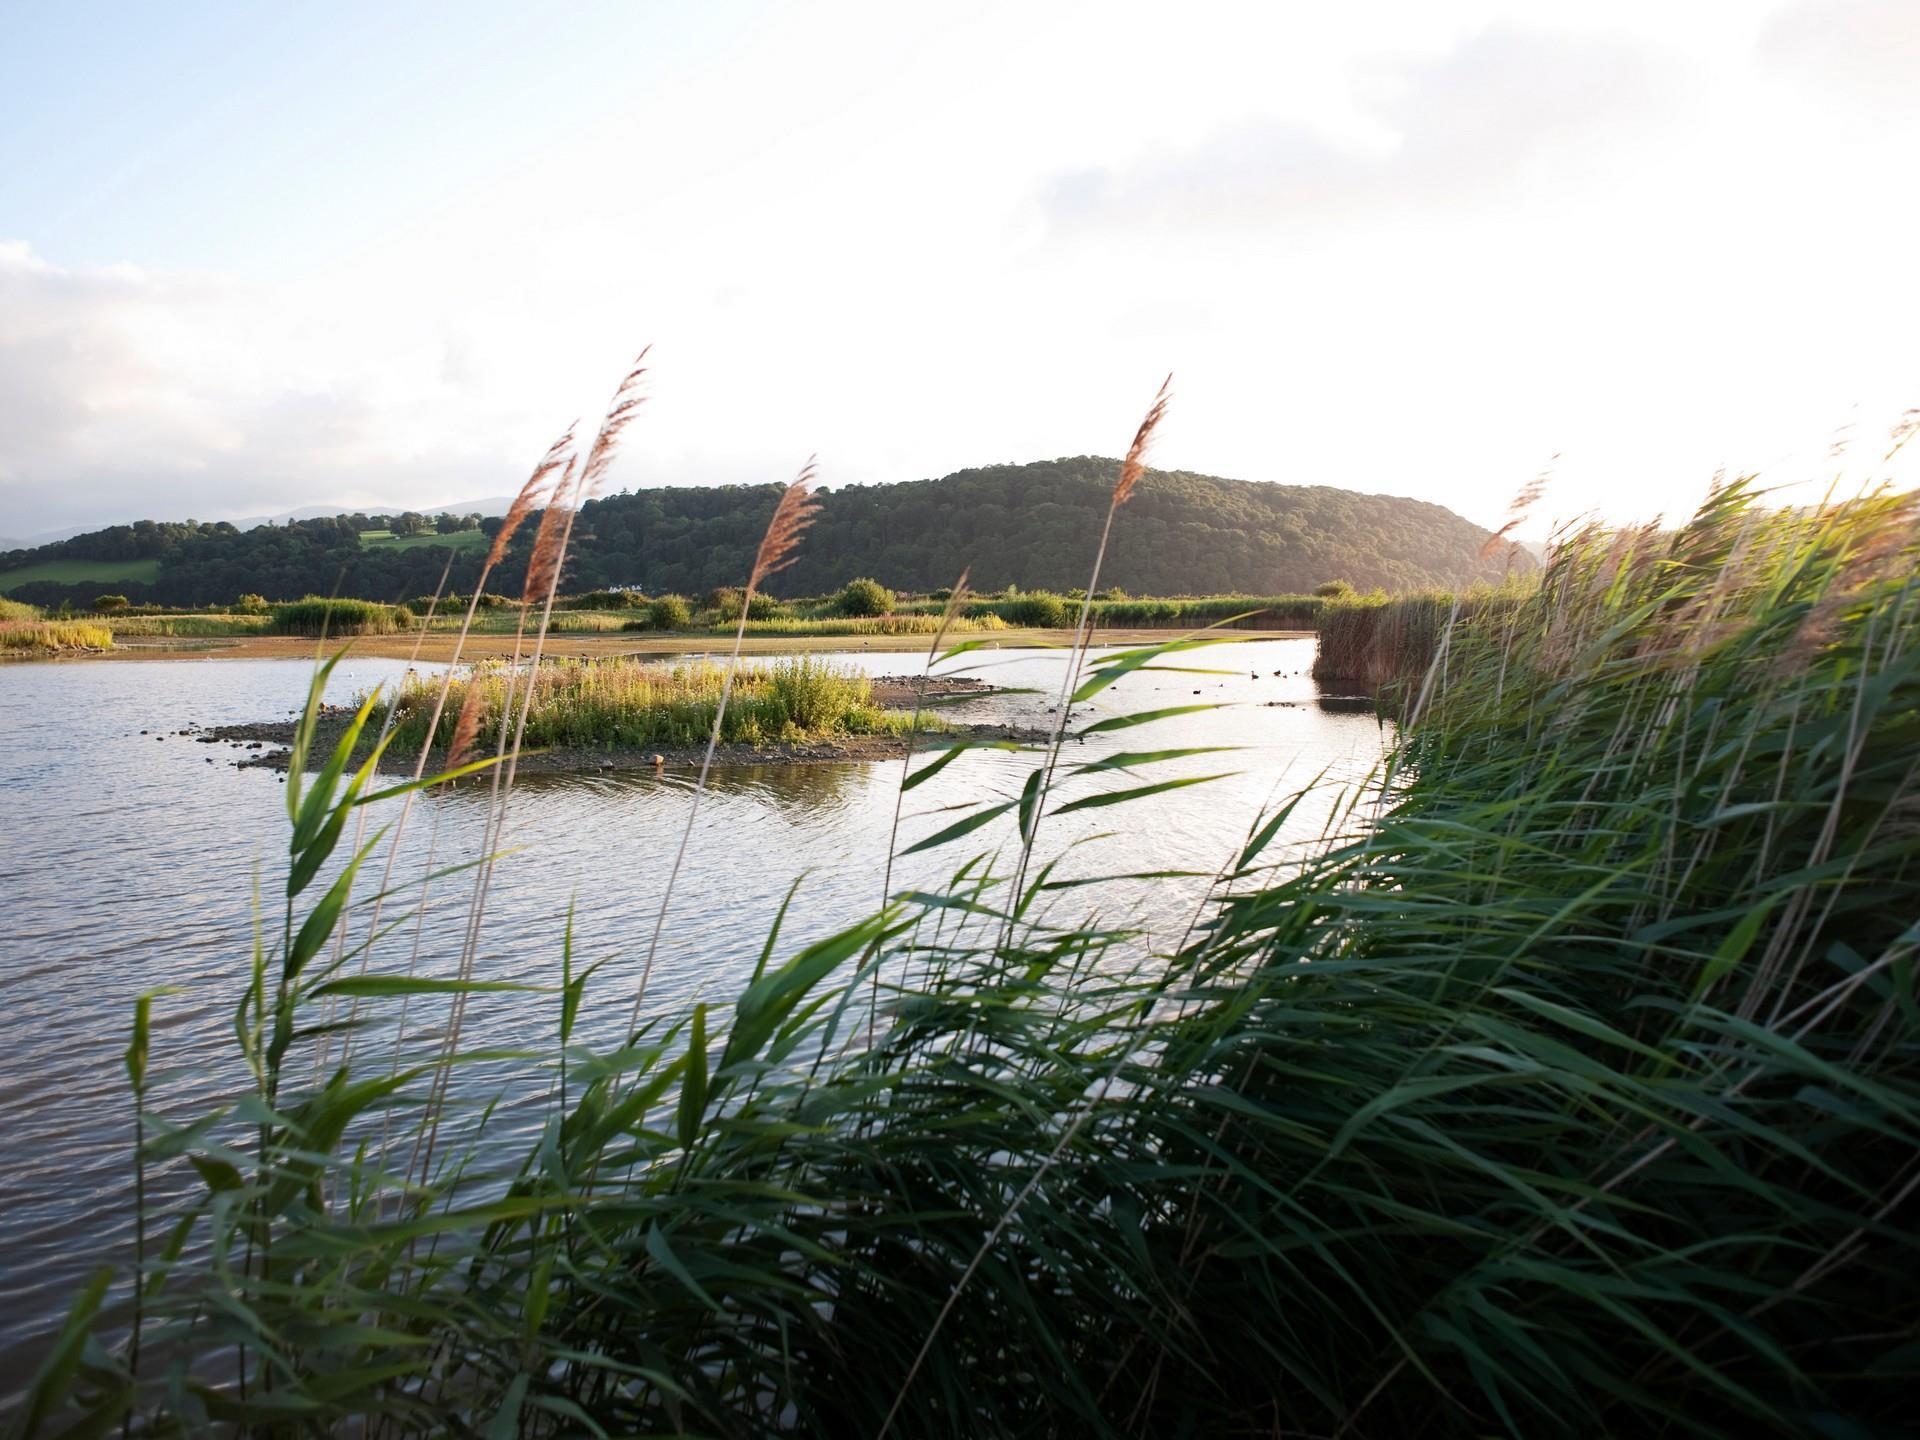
top-left (0, 556), bottom-right (161, 593)
top-left (359, 528), bottom-right (488, 552)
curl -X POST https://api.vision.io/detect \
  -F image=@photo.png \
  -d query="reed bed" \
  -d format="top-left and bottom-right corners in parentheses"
top-left (22, 430), bottom-right (1920, 1438)
top-left (735, 612), bottom-right (1007, 637)
top-left (1313, 583), bottom-right (1528, 696)
top-left (0, 596), bottom-right (39, 622)
top-left (380, 654), bottom-right (908, 752)
top-left (0, 618), bottom-right (113, 653)
top-left (431, 608), bottom-right (634, 634)
top-left (900, 591), bottom-right (1322, 629)
top-left (269, 596), bottom-right (414, 636)
top-left (105, 613), bottom-right (273, 638)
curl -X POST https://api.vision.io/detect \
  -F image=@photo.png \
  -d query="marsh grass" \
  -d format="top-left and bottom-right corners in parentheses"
top-left (733, 612), bottom-right (1007, 637)
top-left (20, 432), bottom-right (1920, 1439)
top-left (0, 596), bottom-right (39, 623)
top-left (106, 614), bottom-right (273, 638)
top-left (379, 654), bottom-right (913, 753)
top-left (270, 597), bottom-right (414, 637)
top-left (1313, 582), bottom-right (1530, 699)
top-left (0, 618), bottom-right (113, 653)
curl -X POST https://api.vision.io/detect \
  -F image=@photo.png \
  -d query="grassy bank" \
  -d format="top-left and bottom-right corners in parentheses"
top-left (382, 655), bottom-right (920, 753)
top-left (0, 618), bottom-right (114, 654)
top-left (25, 478), bottom-right (1920, 1437)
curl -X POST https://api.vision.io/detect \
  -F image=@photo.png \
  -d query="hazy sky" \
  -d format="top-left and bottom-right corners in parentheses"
top-left (3, 0), bottom-right (1917, 539)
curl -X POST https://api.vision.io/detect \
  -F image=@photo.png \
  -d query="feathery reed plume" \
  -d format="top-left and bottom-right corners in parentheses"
top-left (1113, 375), bottom-right (1171, 509)
top-left (447, 683), bottom-right (485, 772)
top-left (337, 423), bottom-right (577, 1080)
top-left (419, 350), bottom-right (651, 1196)
top-left (999, 374), bottom-right (1171, 957)
top-left (1788, 491), bottom-right (1920, 664)
top-left (522, 458), bottom-right (579, 603)
top-left (628, 459), bottom-right (819, 1044)
top-left (1885, 406), bottom-right (1920, 466)
top-left (749, 461), bottom-right (820, 592)
top-left (488, 425), bottom-right (576, 567)
top-left (1480, 456), bottom-right (1556, 559)
top-left (578, 349), bottom-right (650, 499)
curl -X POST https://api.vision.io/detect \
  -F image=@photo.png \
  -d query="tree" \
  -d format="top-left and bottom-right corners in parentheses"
top-left (647, 594), bottom-right (692, 630)
top-left (835, 577), bottom-right (894, 617)
top-left (94, 593), bottom-right (129, 612)
top-left (392, 511), bottom-right (428, 537)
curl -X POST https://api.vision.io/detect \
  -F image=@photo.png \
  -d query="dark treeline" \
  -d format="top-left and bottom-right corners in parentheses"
top-left (2, 457), bottom-right (1525, 608)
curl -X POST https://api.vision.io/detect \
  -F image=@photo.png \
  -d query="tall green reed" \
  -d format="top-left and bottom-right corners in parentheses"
top-left (17, 431), bottom-right (1920, 1439)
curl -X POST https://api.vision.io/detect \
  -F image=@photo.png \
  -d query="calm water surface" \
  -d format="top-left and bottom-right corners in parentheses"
top-left (0, 640), bottom-right (1381, 1385)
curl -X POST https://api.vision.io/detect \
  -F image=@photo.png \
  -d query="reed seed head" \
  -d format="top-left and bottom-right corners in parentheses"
top-left (488, 424), bottom-right (577, 567)
top-left (523, 456), bottom-right (579, 603)
top-left (1480, 456), bottom-right (1556, 558)
top-left (1113, 375), bottom-right (1172, 509)
top-left (447, 681), bottom-right (485, 770)
top-left (748, 460), bottom-right (822, 592)
top-left (579, 349), bottom-right (651, 500)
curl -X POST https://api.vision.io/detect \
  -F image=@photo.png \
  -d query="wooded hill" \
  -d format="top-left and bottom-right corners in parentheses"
top-left (0, 457), bottom-right (1526, 608)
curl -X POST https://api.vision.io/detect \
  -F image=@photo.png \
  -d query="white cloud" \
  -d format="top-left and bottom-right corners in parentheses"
top-left (0, 241), bottom-right (569, 533)
top-left (1041, 27), bottom-right (1679, 230)
top-left (3, 2), bottom-right (1917, 544)
top-left (1759, 0), bottom-right (1920, 107)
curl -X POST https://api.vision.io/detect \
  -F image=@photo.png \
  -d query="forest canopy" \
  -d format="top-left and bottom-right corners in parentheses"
top-left (0, 457), bottom-right (1528, 608)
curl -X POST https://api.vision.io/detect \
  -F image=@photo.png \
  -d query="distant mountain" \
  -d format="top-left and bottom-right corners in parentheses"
top-left (0, 459), bottom-right (1528, 608)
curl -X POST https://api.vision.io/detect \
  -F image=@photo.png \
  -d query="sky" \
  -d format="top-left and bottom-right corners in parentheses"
top-left (2, 0), bottom-right (1917, 541)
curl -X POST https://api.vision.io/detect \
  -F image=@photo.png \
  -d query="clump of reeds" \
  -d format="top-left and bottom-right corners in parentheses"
top-left (105, 613), bottom-right (272, 637)
top-left (268, 596), bottom-right (413, 637)
top-left (1311, 583), bottom-right (1529, 700)
top-left (378, 654), bottom-right (892, 753)
top-left (0, 595), bottom-right (40, 622)
top-left (0, 618), bottom-right (114, 652)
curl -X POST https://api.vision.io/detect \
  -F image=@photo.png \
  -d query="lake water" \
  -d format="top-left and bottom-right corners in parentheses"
top-left (0, 639), bottom-right (1382, 1387)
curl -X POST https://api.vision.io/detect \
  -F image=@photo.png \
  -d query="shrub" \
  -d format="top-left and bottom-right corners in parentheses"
top-left (712, 590), bottom-right (790, 622)
top-left (93, 594), bottom-right (130, 613)
top-left (928, 587), bottom-right (952, 602)
top-left (647, 594), bottom-right (692, 631)
top-left (835, 577), bottom-right (895, 617)
top-left (1314, 579), bottom-right (1357, 599)
top-left (564, 589), bottom-right (645, 611)
top-left (233, 593), bottom-right (270, 615)
top-left (1003, 591), bottom-right (1069, 628)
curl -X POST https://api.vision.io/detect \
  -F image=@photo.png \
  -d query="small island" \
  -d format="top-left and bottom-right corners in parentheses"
top-left (201, 658), bottom-right (1030, 773)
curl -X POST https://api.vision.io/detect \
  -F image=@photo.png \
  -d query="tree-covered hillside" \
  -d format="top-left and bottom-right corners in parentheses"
top-left (557, 458), bottom-right (1521, 597)
top-left (0, 458), bottom-right (1524, 607)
